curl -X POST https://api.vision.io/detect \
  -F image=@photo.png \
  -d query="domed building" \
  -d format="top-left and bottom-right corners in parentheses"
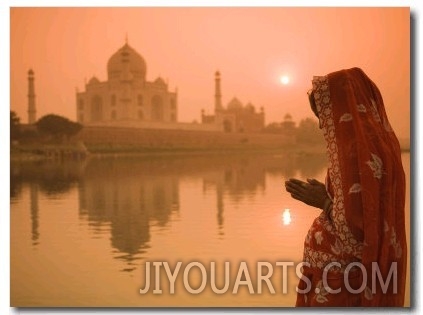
top-left (76, 42), bottom-right (178, 126)
top-left (201, 71), bottom-right (265, 133)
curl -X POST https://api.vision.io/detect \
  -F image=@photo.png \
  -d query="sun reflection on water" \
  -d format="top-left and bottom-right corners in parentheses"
top-left (282, 208), bottom-right (291, 225)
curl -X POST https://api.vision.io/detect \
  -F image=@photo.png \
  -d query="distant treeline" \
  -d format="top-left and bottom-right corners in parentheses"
top-left (11, 111), bottom-right (82, 144)
top-left (11, 111), bottom-right (323, 145)
top-left (263, 114), bottom-right (324, 145)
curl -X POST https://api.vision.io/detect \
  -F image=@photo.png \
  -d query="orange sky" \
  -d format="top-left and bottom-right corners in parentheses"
top-left (10, 7), bottom-right (410, 139)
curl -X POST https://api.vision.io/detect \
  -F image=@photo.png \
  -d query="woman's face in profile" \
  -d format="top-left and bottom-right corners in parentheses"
top-left (308, 89), bottom-right (322, 128)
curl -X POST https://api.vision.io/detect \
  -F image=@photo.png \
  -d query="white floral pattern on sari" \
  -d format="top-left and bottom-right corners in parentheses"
top-left (314, 280), bottom-right (330, 303)
top-left (389, 227), bottom-right (403, 258)
top-left (297, 70), bottom-right (407, 307)
top-left (308, 75), bottom-right (363, 264)
top-left (366, 153), bottom-right (383, 179)
top-left (370, 98), bottom-right (382, 122)
top-left (339, 113), bottom-right (353, 122)
top-left (357, 104), bottom-right (367, 112)
top-left (364, 286), bottom-right (373, 300)
top-left (348, 183), bottom-right (361, 194)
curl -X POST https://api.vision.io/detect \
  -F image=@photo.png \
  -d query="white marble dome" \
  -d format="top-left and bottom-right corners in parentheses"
top-left (107, 43), bottom-right (147, 81)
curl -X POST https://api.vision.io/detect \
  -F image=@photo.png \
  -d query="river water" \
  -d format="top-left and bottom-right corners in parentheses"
top-left (10, 152), bottom-right (410, 307)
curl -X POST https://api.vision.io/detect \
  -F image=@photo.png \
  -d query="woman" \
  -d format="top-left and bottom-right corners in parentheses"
top-left (285, 67), bottom-right (407, 306)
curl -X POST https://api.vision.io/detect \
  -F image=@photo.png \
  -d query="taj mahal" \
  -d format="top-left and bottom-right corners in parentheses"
top-left (35, 41), bottom-right (265, 133)
top-left (75, 40), bottom-right (191, 130)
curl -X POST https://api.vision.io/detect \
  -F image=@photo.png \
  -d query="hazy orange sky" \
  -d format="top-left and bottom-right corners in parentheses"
top-left (10, 7), bottom-right (410, 139)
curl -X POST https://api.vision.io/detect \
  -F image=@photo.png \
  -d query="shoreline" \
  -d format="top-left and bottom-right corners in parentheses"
top-left (10, 144), bottom-right (327, 162)
top-left (10, 143), bottom-right (410, 162)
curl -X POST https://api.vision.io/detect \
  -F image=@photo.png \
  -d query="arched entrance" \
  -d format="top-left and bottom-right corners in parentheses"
top-left (223, 119), bottom-right (232, 133)
top-left (151, 95), bottom-right (164, 121)
top-left (91, 95), bottom-right (103, 121)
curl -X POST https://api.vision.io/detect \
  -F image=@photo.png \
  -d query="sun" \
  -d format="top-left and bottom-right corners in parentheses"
top-left (280, 75), bottom-right (290, 85)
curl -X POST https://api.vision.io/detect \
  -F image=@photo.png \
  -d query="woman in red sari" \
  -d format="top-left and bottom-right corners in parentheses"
top-left (285, 67), bottom-right (407, 306)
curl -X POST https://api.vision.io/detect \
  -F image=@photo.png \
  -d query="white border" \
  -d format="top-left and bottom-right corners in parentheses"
top-left (3, 1), bottom-right (421, 315)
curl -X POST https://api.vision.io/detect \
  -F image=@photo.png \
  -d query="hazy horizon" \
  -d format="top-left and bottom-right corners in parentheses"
top-left (10, 7), bottom-right (410, 140)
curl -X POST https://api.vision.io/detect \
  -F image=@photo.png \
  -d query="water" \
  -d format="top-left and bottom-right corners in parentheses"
top-left (10, 152), bottom-right (410, 307)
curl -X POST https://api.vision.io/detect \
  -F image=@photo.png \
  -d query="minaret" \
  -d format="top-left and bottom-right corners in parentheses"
top-left (27, 69), bottom-right (36, 124)
top-left (214, 71), bottom-right (223, 112)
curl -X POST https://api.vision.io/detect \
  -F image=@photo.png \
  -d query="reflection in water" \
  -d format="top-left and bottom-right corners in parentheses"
top-left (282, 208), bottom-right (292, 225)
top-left (202, 156), bottom-right (267, 237)
top-left (11, 151), bottom-right (333, 306)
top-left (10, 159), bottom-right (86, 197)
top-left (11, 160), bottom-right (87, 247)
top-left (78, 158), bottom-right (180, 271)
top-left (272, 152), bottom-right (328, 179)
top-left (217, 183), bottom-right (224, 236)
top-left (199, 153), bottom-right (327, 237)
top-left (29, 183), bottom-right (39, 245)
top-left (11, 153), bottom-right (327, 268)
top-left (10, 153), bottom-right (410, 306)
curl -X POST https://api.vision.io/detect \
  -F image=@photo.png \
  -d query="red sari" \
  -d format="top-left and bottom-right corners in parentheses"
top-left (296, 68), bottom-right (407, 307)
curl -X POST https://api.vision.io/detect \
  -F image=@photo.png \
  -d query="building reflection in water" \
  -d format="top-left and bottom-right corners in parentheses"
top-left (200, 152), bottom-right (327, 235)
top-left (29, 183), bottom-right (40, 246)
top-left (11, 152), bottom-right (327, 273)
top-left (11, 159), bottom-right (86, 247)
top-left (202, 155), bottom-right (267, 237)
top-left (78, 157), bottom-right (180, 272)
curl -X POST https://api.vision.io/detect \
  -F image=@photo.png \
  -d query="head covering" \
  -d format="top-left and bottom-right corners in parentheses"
top-left (311, 67), bottom-right (407, 306)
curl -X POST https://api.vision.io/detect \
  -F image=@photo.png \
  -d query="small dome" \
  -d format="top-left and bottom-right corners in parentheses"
top-left (154, 77), bottom-right (167, 87)
top-left (284, 113), bottom-right (293, 121)
top-left (88, 76), bottom-right (100, 85)
top-left (245, 102), bottom-right (255, 113)
top-left (227, 97), bottom-right (243, 110)
top-left (28, 69), bottom-right (34, 75)
top-left (107, 43), bottom-right (147, 81)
